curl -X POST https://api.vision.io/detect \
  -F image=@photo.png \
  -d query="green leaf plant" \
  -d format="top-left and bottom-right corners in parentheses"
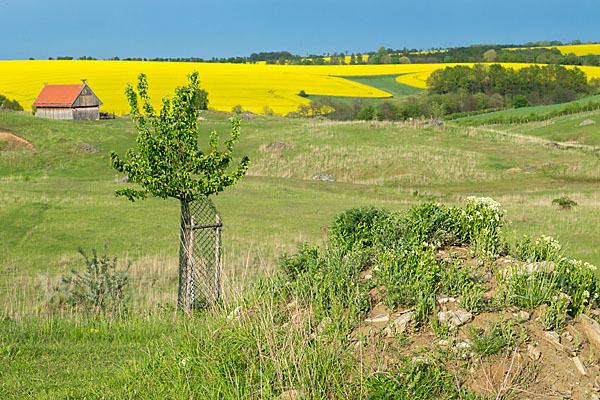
top-left (110, 72), bottom-right (249, 311)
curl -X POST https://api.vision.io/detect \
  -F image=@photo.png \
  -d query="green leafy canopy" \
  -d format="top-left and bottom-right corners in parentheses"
top-left (110, 72), bottom-right (250, 201)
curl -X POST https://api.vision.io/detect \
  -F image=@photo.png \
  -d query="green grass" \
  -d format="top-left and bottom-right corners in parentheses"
top-left (478, 111), bottom-right (600, 146)
top-left (306, 74), bottom-right (423, 107)
top-left (1, 109), bottom-right (600, 397)
top-left (456, 94), bottom-right (600, 122)
top-left (1, 110), bottom-right (599, 277)
top-left (341, 74), bottom-right (423, 98)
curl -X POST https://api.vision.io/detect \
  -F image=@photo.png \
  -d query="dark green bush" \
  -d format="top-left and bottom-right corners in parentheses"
top-left (277, 243), bottom-right (320, 281)
top-left (329, 206), bottom-right (390, 251)
top-left (552, 195), bottom-right (577, 210)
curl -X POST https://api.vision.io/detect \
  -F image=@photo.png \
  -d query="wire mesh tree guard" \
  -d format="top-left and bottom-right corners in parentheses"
top-left (178, 197), bottom-right (222, 312)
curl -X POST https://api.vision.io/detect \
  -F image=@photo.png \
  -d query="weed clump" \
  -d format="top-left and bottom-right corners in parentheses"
top-left (56, 247), bottom-right (130, 315)
top-left (552, 195), bottom-right (577, 210)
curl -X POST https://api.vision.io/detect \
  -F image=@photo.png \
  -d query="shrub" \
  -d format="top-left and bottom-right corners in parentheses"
top-left (356, 105), bottom-right (375, 121)
top-left (540, 295), bottom-right (569, 333)
top-left (512, 235), bottom-right (563, 263)
top-left (0, 94), bottom-right (24, 111)
top-left (277, 243), bottom-right (320, 281)
top-left (57, 247), bottom-right (130, 314)
top-left (366, 358), bottom-right (471, 399)
top-left (405, 202), bottom-right (457, 246)
top-left (552, 195), bottom-right (577, 210)
top-left (456, 197), bottom-right (504, 255)
top-left (329, 206), bottom-right (389, 251)
top-left (376, 244), bottom-right (441, 320)
top-left (291, 246), bottom-right (370, 323)
top-left (470, 319), bottom-right (516, 356)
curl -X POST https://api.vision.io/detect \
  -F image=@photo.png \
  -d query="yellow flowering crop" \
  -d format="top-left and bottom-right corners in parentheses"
top-left (1, 60), bottom-right (600, 116)
top-left (505, 44), bottom-right (600, 56)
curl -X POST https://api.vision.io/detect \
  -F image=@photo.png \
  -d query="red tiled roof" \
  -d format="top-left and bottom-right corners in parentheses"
top-left (32, 84), bottom-right (85, 107)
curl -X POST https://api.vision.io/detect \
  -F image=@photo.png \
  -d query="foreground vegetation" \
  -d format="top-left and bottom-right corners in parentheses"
top-left (3, 198), bottom-right (600, 398)
top-left (1, 108), bottom-right (600, 397)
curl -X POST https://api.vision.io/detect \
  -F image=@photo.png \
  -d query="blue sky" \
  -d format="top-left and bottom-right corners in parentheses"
top-left (0, 0), bottom-right (598, 60)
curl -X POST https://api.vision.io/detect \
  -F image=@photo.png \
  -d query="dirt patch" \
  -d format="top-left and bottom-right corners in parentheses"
top-left (0, 131), bottom-right (34, 151)
top-left (261, 141), bottom-right (294, 152)
top-left (505, 167), bottom-right (522, 173)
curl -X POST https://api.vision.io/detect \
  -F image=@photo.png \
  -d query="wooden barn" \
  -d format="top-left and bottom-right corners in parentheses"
top-left (32, 81), bottom-right (103, 120)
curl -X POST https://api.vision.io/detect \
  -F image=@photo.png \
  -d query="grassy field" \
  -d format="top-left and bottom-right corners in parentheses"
top-left (1, 109), bottom-right (600, 397)
top-left (456, 94), bottom-right (600, 122)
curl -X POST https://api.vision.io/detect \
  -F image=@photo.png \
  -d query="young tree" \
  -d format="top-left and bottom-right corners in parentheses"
top-left (110, 72), bottom-right (249, 311)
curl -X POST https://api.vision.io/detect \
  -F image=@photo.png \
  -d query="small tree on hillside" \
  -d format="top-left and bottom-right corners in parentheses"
top-left (110, 72), bottom-right (249, 311)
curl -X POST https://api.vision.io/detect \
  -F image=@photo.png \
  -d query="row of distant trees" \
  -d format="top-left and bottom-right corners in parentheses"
top-left (32, 40), bottom-right (600, 66)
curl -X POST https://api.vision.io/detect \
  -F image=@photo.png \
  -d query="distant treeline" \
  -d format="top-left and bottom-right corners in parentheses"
top-left (34, 40), bottom-right (600, 66)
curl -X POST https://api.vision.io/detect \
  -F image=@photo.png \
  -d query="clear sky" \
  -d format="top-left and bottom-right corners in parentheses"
top-left (0, 0), bottom-right (598, 60)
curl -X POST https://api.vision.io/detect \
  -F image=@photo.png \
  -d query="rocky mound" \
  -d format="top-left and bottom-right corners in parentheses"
top-left (275, 200), bottom-right (600, 399)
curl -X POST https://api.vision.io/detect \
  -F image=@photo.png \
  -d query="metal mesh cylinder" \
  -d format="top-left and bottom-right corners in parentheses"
top-left (178, 197), bottom-right (221, 312)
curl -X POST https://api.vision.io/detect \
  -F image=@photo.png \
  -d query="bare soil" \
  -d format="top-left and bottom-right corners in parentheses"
top-left (0, 130), bottom-right (34, 151)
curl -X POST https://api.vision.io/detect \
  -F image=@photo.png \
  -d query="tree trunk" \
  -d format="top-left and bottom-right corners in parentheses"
top-left (178, 199), bottom-right (195, 312)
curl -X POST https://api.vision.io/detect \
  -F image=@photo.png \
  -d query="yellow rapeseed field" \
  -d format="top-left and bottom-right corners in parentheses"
top-left (1, 60), bottom-right (600, 115)
top-left (394, 63), bottom-right (600, 88)
top-left (505, 44), bottom-right (600, 56)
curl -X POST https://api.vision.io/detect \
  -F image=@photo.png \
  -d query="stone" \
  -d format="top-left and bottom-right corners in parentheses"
top-left (364, 274), bottom-right (372, 280)
top-left (365, 313), bottom-right (390, 325)
top-left (391, 312), bottom-right (413, 333)
top-left (454, 339), bottom-right (473, 350)
top-left (438, 339), bottom-right (451, 347)
top-left (545, 331), bottom-right (561, 343)
top-left (527, 344), bottom-right (541, 360)
top-left (264, 141), bottom-right (292, 152)
top-left (79, 142), bottom-right (99, 153)
top-left (311, 174), bottom-right (336, 182)
top-left (438, 297), bottom-right (456, 304)
top-left (579, 119), bottom-right (596, 126)
top-left (438, 309), bottom-right (473, 327)
top-left (517, 310), bottom-right (530, 321)
top-left (573, 356), bottom-right (587, 376)
top-left (576, 314), bottom-right (600, 350)
top-left (503, 261), bottom-right (555, 279)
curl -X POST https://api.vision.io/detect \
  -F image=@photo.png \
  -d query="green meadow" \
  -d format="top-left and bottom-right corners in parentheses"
top-left (1, 109), bottom-right (600, 398)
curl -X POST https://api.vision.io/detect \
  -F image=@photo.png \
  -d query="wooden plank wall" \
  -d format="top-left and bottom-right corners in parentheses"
top-left (35, 107), bottom-right (100, 120)
top-left (35, 108), bottom-right (74, 119)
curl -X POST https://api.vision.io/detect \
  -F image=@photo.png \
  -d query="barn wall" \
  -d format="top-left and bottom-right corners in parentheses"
top-left (73, 107), bottom-right (100, 120)
top-left (35, 108), bottom-right (74, 120)
top-left (72, 86), bottom-right (102, 108)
